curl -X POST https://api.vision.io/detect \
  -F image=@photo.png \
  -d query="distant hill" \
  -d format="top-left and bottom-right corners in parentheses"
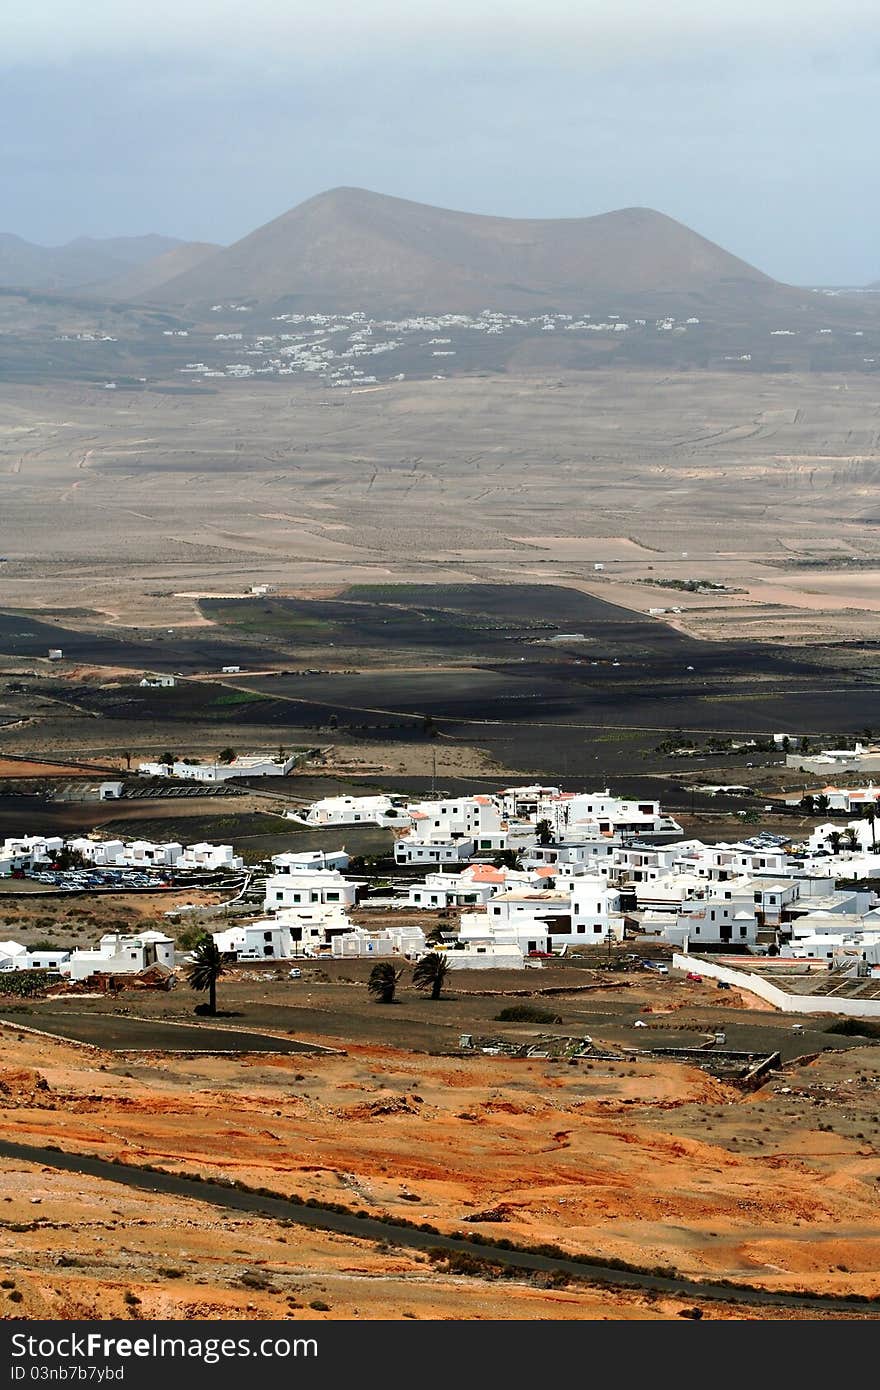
top-left (0, 233), bottom-right (186, 292)
top-left (97, 242), bottom-right (222, 301)
top-left (142, 186), bottom-right (779, 314)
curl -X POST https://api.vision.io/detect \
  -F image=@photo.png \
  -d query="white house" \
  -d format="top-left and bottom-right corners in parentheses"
top-left (458, 914), bottom-right (549, 956)
top-left (270, 849), bottom-right (350, 874)
top-left (443, 941), bottom-right (527, 970)
top-left (402, 794), bottom-right (534, 854)
top-left (68, 931), bottom-right (175, 981)
top-left (0, 835), bottom-right (64, 873)
top-left (176, 843), bottom-right (244, 871)
top-left (213, 921), bottom-right (295, 960)
top-left (0, 943), bottom-right (71, 973)
top-left (139, 755), bottom-right (297, 783)
top-left (476, 880), bottom-right (625, 949)
top-left (114, 840), bottom-right (182, 868)
top-left (405, 864), bottom-right (535, 909)
top-left (331, 924), bottom-right (426, 958)
top-left (497, 785), bottom-right (562, 819)
top-left (300, 794), bottom-right (411, 828)
top-left (394, 836), bottom-right (475, 866)
top-left (540, 791), bottom-right (682, 841)
top-left (264, 868), bottom-right (358, 912)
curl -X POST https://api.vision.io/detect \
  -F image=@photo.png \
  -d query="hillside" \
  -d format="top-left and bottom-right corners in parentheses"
top-left (143, 186), bottom-right (779, 313)
top-left (0, 233), bottom-right (184, 292)
top-left (97, 241), bottom-right (222, 301)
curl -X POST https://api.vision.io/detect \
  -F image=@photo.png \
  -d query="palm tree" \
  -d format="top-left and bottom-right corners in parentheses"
top-left (536, 818), bottom-right (554, 847)
top-left (412, 952), bottom-right (450, 1000)
top-left (368, 962), bottom-right (401, 1004)
top-left (186, 935), bottom-right (225, 1015)
top-left (826, 830), bottom-right (843, 855)
top-left (814, 794), bottom-right (831, 815)
top-left (843, 827), bottom-right (861, 852)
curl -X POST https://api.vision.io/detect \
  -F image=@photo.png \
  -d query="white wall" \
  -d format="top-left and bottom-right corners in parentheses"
top-left (671, 953), bottom-right (880, 1018)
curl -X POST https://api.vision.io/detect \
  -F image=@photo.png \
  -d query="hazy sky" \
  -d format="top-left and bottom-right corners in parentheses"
top-left (3, 0), bottom-right (878, 282)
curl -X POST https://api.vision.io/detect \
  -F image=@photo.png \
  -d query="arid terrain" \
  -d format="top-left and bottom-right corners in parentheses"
top-left (2, 370), bottom-right (880, 647)
top-left (2, 964), bottom-right (880, 1320)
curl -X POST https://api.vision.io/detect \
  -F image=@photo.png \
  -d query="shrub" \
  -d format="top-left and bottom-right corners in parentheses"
top-left (496, 1005), bottom-right (562, 1024)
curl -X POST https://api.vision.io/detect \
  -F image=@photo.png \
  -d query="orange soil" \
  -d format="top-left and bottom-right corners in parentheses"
top-left (1, 1023), bottom-right (880, 1318)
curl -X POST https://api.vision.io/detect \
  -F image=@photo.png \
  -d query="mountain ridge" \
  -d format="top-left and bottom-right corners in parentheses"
top-left (131, 186), bottom-right (779, 313)
top-left (0, 232), bottom-right (187, 292)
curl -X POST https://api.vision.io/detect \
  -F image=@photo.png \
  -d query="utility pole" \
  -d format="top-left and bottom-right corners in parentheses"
top-left (431, 744), bottom-right (437, 799)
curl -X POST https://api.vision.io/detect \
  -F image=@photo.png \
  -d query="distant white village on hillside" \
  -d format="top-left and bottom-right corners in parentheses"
top-left (4, 781), bottom-right (880, 1011)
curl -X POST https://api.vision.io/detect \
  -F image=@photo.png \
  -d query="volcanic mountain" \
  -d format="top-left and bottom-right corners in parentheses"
top-left (97, 241), bottom-right (221, 301)
top-left (138, 186), bottom-right (780, 314)
top-left (0, 232), bottom-right (186, 292)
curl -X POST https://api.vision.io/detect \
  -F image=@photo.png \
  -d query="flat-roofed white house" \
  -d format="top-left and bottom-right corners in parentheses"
top-left (474, 878), bottom-right (625, 949)
top-left (443, 941), bottom-right (527, 970)
top-left (139, 755), bottom-right (297, 783)
top-left (331, 924), bottom-right (427, 958)
top-left (394, 835), bottom-right (475, 866)
top-left (176, 842), bottom-right (243, 871)
top-left (271, 849), bottom-right (350, 874)
top-left (0, 942), bottom-right (71, 972)
top-left (0, 835), bottom-right (64, 873)
top-left (301, 794), bottom-right (410, 828)
top-left (264, 868), bottom-right (358, 912)
top-left (457, 914), bottom-right (550, 956)
top-left (213, 922), bottom-right (295, 960)
top-left (68, 930), bottom-right (175, 981)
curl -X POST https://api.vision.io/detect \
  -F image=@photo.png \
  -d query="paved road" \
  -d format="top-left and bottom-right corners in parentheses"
top-left (1, 1139), bottom-right (877, 1316)
top-left (0, 1011), bottom-right (325, 1054)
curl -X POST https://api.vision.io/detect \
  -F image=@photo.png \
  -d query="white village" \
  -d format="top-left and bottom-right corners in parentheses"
top-left (4, 780), bottom-right (880, 1018)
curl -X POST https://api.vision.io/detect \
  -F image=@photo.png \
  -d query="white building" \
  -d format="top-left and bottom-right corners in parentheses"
top-left (0, 835), bottom-right (64, 874)
top-left (176, 843), bottom-right (243, 871)
top-left (406, 864), bottom-right (535, 908)
top-left (443, 942), bottom-right (527, 970)
top-left (68, 931), bottom-right (175, 981)
top-left (394, 836), bottom-right (475, 866)
top-left (331, 924), bottom-right (426, 958)
top-left (300, 794), bottom-right (411, 828)
top-left (264, 868), bottom-right (358, 912)
top-left (213, 921), bottom-right (296, 960)
top-left (139, 755), bottom-right (297, 783)
top-left (471, 878), bottom-right (625, 950)
top-left (0, 941), bottom-right (71, 973)
top-left (0, 946), bottom-right (71, 973)
top-left (540, 791), bottom-right (682, 840)
top-left (271, 849), bottom-right (351, 874)
top-left (457, 914), bottom-right (549, 957)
